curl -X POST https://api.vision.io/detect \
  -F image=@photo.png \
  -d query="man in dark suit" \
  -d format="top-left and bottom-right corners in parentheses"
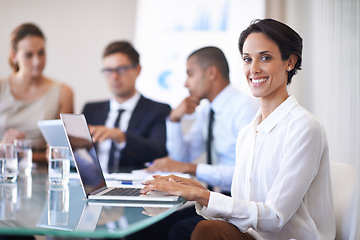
top-left (82, 41), bottom-right (171, 172)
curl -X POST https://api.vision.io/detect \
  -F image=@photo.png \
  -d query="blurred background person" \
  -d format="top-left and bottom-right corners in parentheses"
top-left (0, 22), bottom-right (74, 162)
top-left (82, 41), bottom-right (171, 173)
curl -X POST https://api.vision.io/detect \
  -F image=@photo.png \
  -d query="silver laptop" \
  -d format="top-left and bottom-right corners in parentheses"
top-left (60, 113), bottom-right (180, 202)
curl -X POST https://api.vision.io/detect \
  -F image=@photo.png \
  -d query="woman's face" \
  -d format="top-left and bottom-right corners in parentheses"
top-left (13, 35), bottom-right (46, 78)
top-left (242, 32), bottom-right (290, 101)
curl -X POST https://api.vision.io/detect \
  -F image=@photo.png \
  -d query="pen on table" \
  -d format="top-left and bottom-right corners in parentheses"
top-left (118, 180), bottom-right (144, 185)
top-left (120, 180), bottom-right (134, 185)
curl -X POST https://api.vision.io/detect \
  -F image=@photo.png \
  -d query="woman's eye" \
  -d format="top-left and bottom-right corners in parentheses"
top-left (261, 55), bottom-right (271, 61)
top-left (243, 57), bottom-right (251, 63)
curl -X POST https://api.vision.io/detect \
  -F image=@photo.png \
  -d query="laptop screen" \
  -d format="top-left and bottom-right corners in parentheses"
top-left (60, 114), bottom-right (106, 196)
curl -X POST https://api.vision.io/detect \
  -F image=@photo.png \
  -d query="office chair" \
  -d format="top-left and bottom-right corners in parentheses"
top-left (330, 161), bottom-right (359, 240)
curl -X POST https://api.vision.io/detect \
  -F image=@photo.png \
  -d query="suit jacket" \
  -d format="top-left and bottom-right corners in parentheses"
top-left (82, 95), bottom-right (171, 169)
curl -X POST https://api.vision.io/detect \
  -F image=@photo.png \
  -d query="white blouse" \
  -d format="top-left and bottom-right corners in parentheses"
top-left (196, 95), bottom-right (335, 240)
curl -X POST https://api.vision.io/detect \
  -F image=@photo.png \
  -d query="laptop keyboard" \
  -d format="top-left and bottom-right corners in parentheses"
top-left (103, 187), bottom-right (141, 196)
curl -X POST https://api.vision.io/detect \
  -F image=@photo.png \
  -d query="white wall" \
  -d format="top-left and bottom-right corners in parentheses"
top-left (285, 0), bottom-right (360, 170)
top-left (0, 0), bottom-right (137, 113)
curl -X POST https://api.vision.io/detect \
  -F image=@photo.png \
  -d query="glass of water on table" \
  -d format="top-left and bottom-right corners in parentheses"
top-left (0, 143), bottom-right (18, 182)
top-left (48, 146), bottom-right (70, 185)
top-left (14, 139), bottom-right (33, 175)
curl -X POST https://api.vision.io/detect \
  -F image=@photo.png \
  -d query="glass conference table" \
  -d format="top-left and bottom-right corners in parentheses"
top-left (0, 169), bottom-right (185, 238)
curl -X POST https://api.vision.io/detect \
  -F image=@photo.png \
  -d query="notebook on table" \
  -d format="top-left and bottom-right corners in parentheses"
top-left (60, 113), bottom-right (180, 202)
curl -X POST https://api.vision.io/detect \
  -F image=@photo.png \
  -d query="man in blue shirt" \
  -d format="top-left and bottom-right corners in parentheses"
top-left (147, 46), bottom-right (258, 192)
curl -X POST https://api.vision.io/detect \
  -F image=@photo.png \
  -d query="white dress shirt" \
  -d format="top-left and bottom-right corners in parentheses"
top-left (196, 95), bottom-right (336, 240)
top-left (97, 92), bottom-right (141, 173)
top-left (166, 85), bottom-right (259, 191)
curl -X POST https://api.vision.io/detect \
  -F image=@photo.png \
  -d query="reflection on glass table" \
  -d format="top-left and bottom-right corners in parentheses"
top-left (0, 171), bottom-right (185, 238)
top-left (0, 182), bottom-right (17, 221)
top-left (37, 183), bottom-right (102, 232)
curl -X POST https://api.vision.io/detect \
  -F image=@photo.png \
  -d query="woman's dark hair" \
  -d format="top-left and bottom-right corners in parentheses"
top-left (9, 23), bottom-right (45, 72)
top-left (238, 19), bottom-right (302, 85)
top-left (103, 41), bottom-right (140, 66)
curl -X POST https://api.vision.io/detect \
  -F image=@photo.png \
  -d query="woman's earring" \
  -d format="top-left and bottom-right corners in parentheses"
top-left (288, 67), bottom-right (291, 71)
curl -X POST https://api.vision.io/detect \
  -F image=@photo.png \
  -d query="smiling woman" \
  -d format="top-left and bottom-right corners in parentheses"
top-left (0, 23), bottom-right (74, 162)
top-left (141, 19), bottom-right (335, 240)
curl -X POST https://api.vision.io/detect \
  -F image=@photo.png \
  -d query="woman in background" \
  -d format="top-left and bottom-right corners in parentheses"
top-left (141, 18), bottom-right (335, 240)
top-left (0, 23), bottom-right (73, 161)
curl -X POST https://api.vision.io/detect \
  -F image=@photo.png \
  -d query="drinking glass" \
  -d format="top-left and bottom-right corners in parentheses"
top-left (14, 139), bottom-right (33, 175)
top-left (0, 144), bottom-right (18, 183)
top-left (48, 146), bottom-right (70, 185)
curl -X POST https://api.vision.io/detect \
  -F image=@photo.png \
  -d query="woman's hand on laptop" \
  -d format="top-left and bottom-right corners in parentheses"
top-left (141, 174), bottom-right (210, 207)
top-left (152, 175), bottom-right (206, 189)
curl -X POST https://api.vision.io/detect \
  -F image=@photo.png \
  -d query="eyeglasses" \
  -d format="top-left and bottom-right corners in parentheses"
top-left (101, 65), bottom-right (136, 77)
